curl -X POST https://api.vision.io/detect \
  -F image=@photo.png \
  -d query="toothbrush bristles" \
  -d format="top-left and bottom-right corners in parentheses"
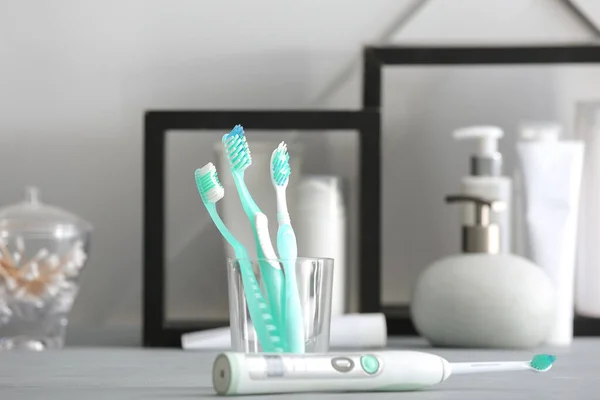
top-left (195, 163), bottom-right (225, 204)
top-left (223, 125), bottom-right (252, 172)
top-left (529, 354), bottom-right (556, 372)
top-left (272, 141), bottom-right (291, 186)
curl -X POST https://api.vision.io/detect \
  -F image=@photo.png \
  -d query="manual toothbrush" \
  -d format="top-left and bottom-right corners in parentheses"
top-left (221, 126), bottom-right (285, 343)
top-left (195, 163), bottom-right (284, 352)
top-left (270, 142), bottom-right (305, 353)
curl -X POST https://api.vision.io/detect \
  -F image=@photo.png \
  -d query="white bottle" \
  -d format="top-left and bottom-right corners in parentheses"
top-left (294, 175), bottom-right (346, 316)
top-left (453, 126), bottom-right (512, 253)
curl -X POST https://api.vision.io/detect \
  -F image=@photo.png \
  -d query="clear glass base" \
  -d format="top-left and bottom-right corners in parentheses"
top-left (0, 230), bottom-right (89, 351)
top-left (0, 286), bottom-right (75, 350)
top-left (0, 337), bottom-right (49, 351)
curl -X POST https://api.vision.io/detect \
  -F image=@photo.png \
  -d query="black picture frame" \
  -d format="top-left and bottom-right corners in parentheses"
top-left (143, 110), bottom-right (380, 347)
top-left (362, 44), bottom-right (600, 336)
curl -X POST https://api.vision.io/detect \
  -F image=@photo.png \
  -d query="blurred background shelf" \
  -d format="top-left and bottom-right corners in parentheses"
top-left (383, 305), bottom-right (600, 337)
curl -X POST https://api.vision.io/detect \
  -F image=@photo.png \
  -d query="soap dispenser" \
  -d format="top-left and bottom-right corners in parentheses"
top-left (410, 195), bottom-right (555, 348)
top-left (454, 126), bottom-right (512, 253)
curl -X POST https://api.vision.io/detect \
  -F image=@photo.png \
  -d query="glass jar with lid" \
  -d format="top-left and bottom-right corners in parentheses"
top-left (0, 187), bottom-right (92, 350)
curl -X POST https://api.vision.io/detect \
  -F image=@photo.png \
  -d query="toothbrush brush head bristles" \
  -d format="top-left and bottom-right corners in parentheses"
top-left (195, 163), bottom-right (224, 204)
top-left (529, 354), bottom-right (556, 372)
top-left (223, 125), bottom-right (252, 172)
top-left (271, 141), bottom-right (291, 187)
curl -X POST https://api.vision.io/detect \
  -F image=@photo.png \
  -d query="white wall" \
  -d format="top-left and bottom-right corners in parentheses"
top-left (1, 0), bottom-right (599, 344)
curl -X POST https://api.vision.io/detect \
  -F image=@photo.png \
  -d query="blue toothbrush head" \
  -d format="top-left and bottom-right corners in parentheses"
top-left (222, 125), bottom-right (252, 172)
top-left (529, 354), bottom-right (556, 372)
top-left (195, 163), bottom-right (224, 204)
top-left (270, 141), bottom-right (291, 187)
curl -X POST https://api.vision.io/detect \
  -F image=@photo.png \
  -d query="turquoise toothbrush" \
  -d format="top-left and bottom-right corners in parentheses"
top-left (222, 125), bottom-right (285, 340)
top-left (195, 163), bottom-right (284, 352)
top-left (271, 142), bottom-right (305, 353)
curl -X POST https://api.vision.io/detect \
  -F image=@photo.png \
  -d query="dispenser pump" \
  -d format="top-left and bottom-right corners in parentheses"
top-left (453, 126), bottom-right (503, 176)
top-left (446, 194), bottom-right (504, 254)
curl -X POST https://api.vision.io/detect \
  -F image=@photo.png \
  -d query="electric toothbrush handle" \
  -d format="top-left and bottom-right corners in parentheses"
top-left (212, 351), bottom-right (450, 396)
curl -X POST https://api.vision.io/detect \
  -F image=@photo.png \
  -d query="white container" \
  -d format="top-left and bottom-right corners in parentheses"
top-left (453, 126), bottom-right (512, 253)
top-left (516, 122), bottom-right (584, 346)
top-left (294, 175), bottom-right (346, 316)
top-left (575, 103), bottom-right (600, 317)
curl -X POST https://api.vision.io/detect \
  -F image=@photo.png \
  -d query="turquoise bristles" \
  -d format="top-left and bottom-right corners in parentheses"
top-left (194, 164), bottom-right (224, 204)
top-left (271, 142), bottom-right (291, 186)
top-left (529, 354), bottom-right (556, 372)
top-left (223, 125), bottom-right (252, 172)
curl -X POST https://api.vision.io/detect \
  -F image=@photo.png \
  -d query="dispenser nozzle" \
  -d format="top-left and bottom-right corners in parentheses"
top-left (445, 195), bottom-right (504, 225)
top-left (445, 194), bottom-right (504, 254)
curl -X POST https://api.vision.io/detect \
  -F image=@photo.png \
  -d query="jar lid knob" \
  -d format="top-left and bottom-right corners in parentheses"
top-left (24, 186), bottom-right (41, 205)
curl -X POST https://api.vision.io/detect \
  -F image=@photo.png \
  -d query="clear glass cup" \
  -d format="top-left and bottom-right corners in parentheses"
top-left (227, 257), bottom-right (333, 353)
top-left (0, 187), bottom-right (92, 350)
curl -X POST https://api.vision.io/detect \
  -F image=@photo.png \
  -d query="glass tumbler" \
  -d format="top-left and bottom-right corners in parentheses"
top-left (227, 257), bottom-right (333, 353)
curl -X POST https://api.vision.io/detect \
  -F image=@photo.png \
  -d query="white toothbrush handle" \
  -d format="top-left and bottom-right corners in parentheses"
top-left (275, 186), bottom-right (305, 354)
top-left (277, 225), bottom-right (305, 354)
top-left (450, 361), bottom-right (530, 375)
top-left (255, 213), bottom-right (278, 260)
top-left (213, 351), bottom-right (450, 395)
top-left (254, 213), bottom-right (285, 333)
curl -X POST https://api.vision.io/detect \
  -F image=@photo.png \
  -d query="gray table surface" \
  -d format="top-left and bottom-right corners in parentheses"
top-left (0, 337), bottom-right (596, 399)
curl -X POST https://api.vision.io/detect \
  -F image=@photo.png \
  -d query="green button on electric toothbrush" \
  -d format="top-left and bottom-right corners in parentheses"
top-left (360, 355), bottom-right (380, 374)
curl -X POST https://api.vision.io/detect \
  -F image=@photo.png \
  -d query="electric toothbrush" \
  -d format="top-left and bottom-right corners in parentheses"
top-left (270, 142), bottom-right (305, 354)
top-left (212, 351), bottom-right (556, 395)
